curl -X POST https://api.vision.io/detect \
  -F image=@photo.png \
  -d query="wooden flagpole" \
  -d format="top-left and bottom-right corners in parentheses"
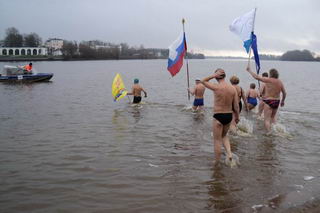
top-left (247, 47), bottom-right (252, 68)
top-left (182, 18), bottom-right (190, 101)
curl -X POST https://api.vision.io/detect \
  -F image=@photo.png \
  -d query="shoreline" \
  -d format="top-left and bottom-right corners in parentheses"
top-left (0, 57), bottom-right (203, 62)
top-left (0, 57), bottom-right (318, 62)
top-left (0, 57), bottom-right (64, 62)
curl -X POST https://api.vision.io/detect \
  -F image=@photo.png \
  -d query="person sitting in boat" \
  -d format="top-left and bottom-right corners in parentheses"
top-left (23, 63), bottom-right (33, 74)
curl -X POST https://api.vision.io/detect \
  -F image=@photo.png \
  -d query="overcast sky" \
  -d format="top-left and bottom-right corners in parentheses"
top-left (1, 0), bottom-right (319, 56)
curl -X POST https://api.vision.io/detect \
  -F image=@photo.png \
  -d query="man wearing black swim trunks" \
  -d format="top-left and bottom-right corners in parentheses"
top-left (201, 69), bottom-right (240, 165)
top-left (127, 78), bottom-right (147, 104)
top-left (246, 67), bottom-right (286, 132)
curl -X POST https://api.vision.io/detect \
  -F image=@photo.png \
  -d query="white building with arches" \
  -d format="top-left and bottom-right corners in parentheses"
top-left (0, 47), bottom-right (48, 56)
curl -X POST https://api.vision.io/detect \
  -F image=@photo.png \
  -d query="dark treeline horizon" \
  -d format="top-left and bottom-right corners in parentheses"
top-left (61, 40), bottom-right (205, 60)
top-left (210, 50), bottom-right (320, 62)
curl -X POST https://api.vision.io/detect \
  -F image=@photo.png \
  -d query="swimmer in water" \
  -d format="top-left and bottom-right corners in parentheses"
top-left (201, 68), bottom-right (240, 165)
top-left (188, 78), bottom-right (206, 112)
top-left (230, 75), bottom-right (248, 132)
top-left (246, 67), bottom-right (286, 132)
top-left (246, 83), bottom-right (259, 111)
top-left (127, 78), bottom-right (147, 104)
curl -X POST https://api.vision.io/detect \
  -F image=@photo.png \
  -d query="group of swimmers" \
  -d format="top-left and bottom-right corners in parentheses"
top-left (126, 66), bottom-right (286, 166)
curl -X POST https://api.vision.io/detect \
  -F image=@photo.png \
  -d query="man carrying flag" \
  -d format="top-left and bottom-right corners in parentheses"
top-left (230, 9), bottom-right (287, 133)
top-left (245, 67), bottom-right (286, 133)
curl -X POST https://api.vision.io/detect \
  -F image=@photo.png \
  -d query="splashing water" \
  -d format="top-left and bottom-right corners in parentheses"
top-left (272, 123), bottom-right (292, 138)
top-left (251, 106), bottom-right (259, 114)
top-left (272, 123), bottom-right (287, 133)
top-left (252, 204), bottom-right (266, 212)
top-left (181, 105), bottom-right (205, 115)
top-left (236, 117), bottom-right (254, 136)
top-left (224, 153), bottom-right (240, 168)
top-left (181, 105), bottom-right (193, 112)
top-left (131, 104), bottom-right (143, 109)
top-left (257, 115), bottom-right (264, 121)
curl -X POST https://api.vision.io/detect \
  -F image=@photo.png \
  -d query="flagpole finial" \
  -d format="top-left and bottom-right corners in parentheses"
top-left (182, 18), bottom-right (185, 24)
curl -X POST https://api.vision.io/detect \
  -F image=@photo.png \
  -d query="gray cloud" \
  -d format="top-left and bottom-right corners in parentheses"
top-left (0, 0), bottom-right (319, 55)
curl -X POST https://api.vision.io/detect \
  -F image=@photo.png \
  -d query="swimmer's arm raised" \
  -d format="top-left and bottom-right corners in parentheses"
top-left (200, 73), bottom-right (220, 90)
top-left (246, 67), bottom-right (271, 83)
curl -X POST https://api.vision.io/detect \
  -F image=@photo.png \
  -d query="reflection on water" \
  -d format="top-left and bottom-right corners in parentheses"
top-left (0, 60), bottom-right (320, 212)
top-left (112, 109), bottom-right (129, 141)
top-left (255, 138), bottom-right (279, 196)
top-left (129, 104), bottom-right (143, 123)
top-left (206, 167), bottom-right (233, 210)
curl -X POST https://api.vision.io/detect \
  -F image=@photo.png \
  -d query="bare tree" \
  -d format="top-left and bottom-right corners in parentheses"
top-left (4, 27), bottom-right (23, 47)
top-left (62, 40), bottom-right (78, 59)
top-left (24, 33), bottom-right (42, 47)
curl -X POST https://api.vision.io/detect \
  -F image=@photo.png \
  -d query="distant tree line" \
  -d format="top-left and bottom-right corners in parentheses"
top-left (259, 54), bottom-right (280, 61)
top-left (251, 50), bottom-right (320, 61)
top-left (280, 49), bottom-right (320, 61)
top-left (1, 27), bottom-right (204, 60)
top-left (61, 40), bottom-right (204, 60)
top-left (6, 27), bottom-right (320, 62)
top-left (2, 27), bottom-right (42, 47)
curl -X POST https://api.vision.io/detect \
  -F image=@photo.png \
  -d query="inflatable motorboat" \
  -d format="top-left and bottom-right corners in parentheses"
top-left (0, 65), bottom-right (53, 83)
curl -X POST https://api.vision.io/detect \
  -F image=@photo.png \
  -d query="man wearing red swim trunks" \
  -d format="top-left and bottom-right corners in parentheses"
top-left (246, 67), bottom-right (287, 132)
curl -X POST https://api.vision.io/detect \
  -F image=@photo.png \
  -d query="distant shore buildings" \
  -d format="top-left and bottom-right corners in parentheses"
top-left (0, 36), bottom-right (206, 60)
top-left (0, 47), bottom-right (48, 56)
top-left (0, 27), bottom-right (205, 60)
top-left (45, 38), bottom-right (63, 56)
top-left (0, 38), bottom-right (64, 57)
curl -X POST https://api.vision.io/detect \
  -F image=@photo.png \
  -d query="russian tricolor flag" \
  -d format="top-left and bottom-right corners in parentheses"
top-left (167, 32), bottom-right (187, 77)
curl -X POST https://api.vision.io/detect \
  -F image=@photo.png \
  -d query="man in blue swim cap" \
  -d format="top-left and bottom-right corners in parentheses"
top-left (127, 78), bottom-right (147, 104)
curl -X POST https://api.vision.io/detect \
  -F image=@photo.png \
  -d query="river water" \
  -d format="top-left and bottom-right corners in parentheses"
top-left (0, 59), bottom-right (319, 212)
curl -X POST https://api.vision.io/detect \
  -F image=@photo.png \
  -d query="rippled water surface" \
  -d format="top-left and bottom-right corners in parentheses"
top-left (0, 60), bottom-right (320, 212)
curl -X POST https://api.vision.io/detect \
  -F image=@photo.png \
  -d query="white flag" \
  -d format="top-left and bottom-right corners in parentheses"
top-left (229, 9), bottom-right (256, 42)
